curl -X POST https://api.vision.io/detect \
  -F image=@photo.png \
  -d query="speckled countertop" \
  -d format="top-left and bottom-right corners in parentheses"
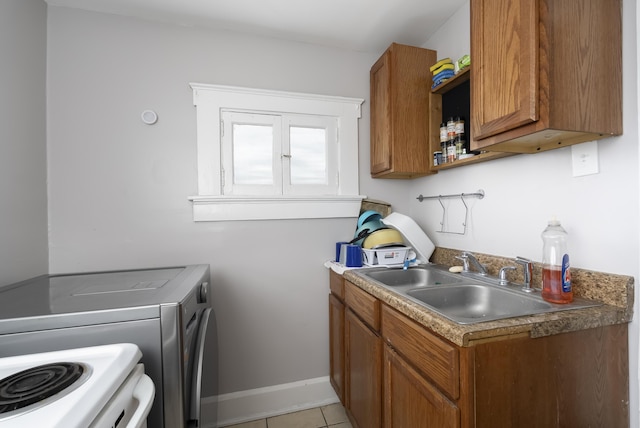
top-left (342, 247), bottom-right (634, 347)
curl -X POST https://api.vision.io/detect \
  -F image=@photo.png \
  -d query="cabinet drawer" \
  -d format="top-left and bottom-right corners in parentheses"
top-left (381, 305), bottom-right (459, 399)
top-left (345, 281), bottom-right (380, 332)
top-left (330, 269), bottom-right (345, 300)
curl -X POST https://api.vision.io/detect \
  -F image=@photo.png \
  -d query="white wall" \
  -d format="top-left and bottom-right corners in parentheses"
top-left (419, 2), bottom-right (639, 427)
top-left (0, 0), bottom-right (48, 286)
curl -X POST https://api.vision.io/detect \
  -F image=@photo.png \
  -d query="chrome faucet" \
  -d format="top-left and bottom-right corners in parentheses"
top-left (514, 257), bottom-right (534, 293)
top-left (498, 266), bottom-right (517, 285)
top-left (455, 251), bottom-right (488, 276)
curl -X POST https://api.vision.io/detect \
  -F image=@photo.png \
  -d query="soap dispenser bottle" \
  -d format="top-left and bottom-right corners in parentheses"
top-left (541, 218), bottom-right (573, 303)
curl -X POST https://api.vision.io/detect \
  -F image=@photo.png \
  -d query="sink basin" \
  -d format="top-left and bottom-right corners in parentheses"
top-left (352, 265), bottom-right (601, 324)
top-left (360, 266), bottom-right (465, 287)
top-left (406, 284), bottom-right (553, 324)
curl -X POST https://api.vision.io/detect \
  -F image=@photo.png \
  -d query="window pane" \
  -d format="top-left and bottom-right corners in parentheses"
top-left (290, 126), bottom-right (326, 184)
top-left (233, 124), bottom-right (273, 185)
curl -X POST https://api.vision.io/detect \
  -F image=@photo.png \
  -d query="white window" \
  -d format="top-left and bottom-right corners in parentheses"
top-left (221, 111), bottom-right (338, 196)
top-left (188, 83), bottom-right (364, 221)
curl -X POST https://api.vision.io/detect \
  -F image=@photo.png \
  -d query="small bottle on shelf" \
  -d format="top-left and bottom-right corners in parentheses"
top-left (455, 136), bottom-right (464, 159)
top-left (454, 116), bottom-right (465, 136)
top-left (439, 122), bottom-right (448, 164)
top-left (446, 139), bottom-right (456, 163)
top-left (446, 117), bottom-right (456, 141)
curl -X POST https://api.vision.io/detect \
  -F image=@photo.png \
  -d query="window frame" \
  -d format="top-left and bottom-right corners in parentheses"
top-left (220, 110), bottom-right (339, 196)
top-left (221, 110), bottom-right (283, 196)
top-left (188, 83), bottom-right (365, 221)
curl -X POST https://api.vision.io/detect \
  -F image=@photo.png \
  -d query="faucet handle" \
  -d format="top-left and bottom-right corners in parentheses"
top-left (454, 254), bottom-right (470, 272)
top-left (498, 266), bottom-right (517, 285)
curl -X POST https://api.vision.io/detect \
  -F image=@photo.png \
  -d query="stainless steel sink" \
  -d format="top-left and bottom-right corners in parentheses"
top-left (406, 284), bottom-right (553, 324)
top-left (362, 267), bottom-right (465, 287)
top-left (352, 265), bottom-right (601, 324)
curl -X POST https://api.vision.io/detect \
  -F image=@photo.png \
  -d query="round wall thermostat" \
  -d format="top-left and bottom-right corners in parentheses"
top-left (141, 110), bottom-right (158, 125)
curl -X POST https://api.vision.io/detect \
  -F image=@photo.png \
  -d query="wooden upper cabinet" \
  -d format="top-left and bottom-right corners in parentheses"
top-left (471, 0), bottom-right (539, 140)
top-left (370, 54), bottom-right (392, 175)
top-left (470, 0), bottom-right (622, 153)
top-left (370, 43), bottom-right (438, 178)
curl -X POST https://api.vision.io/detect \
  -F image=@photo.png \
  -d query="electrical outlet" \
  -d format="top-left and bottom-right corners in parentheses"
top-left (571, 141), bottom-right (599, 177)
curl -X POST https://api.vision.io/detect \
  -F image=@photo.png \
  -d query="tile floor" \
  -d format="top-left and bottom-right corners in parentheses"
top-left (225, 403), bottom-right (352, 428)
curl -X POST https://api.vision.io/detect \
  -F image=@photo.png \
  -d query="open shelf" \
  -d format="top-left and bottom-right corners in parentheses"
top-left (431, 67), bottom-right (470, 94)
top-left (431, 151), bottom-right (513, 170)
top-left (429, 66), bottom-right (511, 170)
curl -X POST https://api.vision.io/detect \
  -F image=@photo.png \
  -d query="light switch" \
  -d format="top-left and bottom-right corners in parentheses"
top-left (571, 141), bottom-right (599, 177)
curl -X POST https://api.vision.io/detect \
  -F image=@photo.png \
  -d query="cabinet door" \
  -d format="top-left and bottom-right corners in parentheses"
top-left (383, 346), bottom-right (459, 428)
top-left (329, 293), bottom-right (345, 403)
top-left (471, 0), bottom-right (539, 142)
top-left (370, 51), bottom-right (392, 175)
top-left (346, 309), bottom-right (382, 428)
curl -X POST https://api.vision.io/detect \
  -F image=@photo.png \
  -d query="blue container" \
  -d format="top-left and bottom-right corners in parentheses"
top-left (345, 244), bottom-right (363, 267)
top-left (335, 241), bottom-right (348, 262)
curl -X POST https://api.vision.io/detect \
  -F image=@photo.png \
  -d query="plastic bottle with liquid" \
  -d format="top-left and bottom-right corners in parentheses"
top-left (541, 219), bottom-right (573, 303)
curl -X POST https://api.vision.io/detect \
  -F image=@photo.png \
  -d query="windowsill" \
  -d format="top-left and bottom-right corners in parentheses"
top-left (188, 195), bottom-right (366, 221)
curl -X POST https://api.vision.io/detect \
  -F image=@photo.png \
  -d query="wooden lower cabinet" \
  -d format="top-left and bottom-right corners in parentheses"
top-left (330, 280), bottom-right (629, 428)
top-left (472, 325), bottom-right (629, 427)
top-left (328, 270), bottom-right (346, 403)
top-left (383, 345), bottom-right (459, 428)
top-left (345, 308), bottom-right (382, 428)
top-left (381, 304), bottom-right (629, 428)
top-left (328, 293), bottom-right (345, 402)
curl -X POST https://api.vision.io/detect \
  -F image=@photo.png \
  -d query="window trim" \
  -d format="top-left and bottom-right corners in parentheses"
top-left (188, 83), bottom-right (365, 221)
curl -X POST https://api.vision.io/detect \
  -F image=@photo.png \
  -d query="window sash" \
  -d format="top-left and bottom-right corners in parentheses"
top-left (283, 114), bottom-right (338, 195)
top-left (221, 110), bottom-right (337, 196)
top-left (221, 111), bottom-right (282, 195)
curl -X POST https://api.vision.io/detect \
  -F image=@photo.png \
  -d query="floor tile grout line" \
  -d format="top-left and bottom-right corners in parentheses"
top-left (228, 403), bottom-right (350, 428)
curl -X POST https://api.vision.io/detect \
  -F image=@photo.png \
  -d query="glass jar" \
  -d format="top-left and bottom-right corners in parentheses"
top-left (446, 139), bottom-right (456, 163)
top-left (446, 117), bottom-right (456, 141)
top-left (455, 136), bottom-right (464, 159)
top-left (439, 122), bottom-right (448, 143)
top-left (454, 116), bottom-right (465, 135)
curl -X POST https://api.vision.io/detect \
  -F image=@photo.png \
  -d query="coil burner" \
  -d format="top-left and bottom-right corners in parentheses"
top-left (0, 362), bottom-right (87, 416)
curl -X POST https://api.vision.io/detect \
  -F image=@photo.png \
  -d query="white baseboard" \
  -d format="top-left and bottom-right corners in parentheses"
top-left (200, 376), bottom-right (340, 427)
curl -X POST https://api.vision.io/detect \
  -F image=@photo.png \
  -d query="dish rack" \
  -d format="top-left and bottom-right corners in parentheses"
top-left (362, 246), bottom-right (412, 267)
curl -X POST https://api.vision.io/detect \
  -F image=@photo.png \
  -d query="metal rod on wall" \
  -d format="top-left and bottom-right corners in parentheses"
top-left (416, 189), bottom-right (485, 235)
top-left (416, 189), bottom-right (485, 202)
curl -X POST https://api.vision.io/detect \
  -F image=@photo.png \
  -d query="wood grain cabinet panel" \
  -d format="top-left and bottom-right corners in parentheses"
top-left (328, 293), bottom-right (345, 403)
top-left (329, 269), bottom-right (345, 299)
top-left (329, 270), bottom-right (346, 402)
top-left (381, 305), bottom-right (459, 400)
top-left (384, 346), bottom-right (459, 428)
top-left (370, 43), bottom-right (438, 178)
top-left (345, 281), bottom-right (380, 332)
top-left (470, 0), bottom-right (622, 153)
top-left (473, 324), bottom-right (629, 427)
top-left (345, 308), bottom-right (383, 428)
